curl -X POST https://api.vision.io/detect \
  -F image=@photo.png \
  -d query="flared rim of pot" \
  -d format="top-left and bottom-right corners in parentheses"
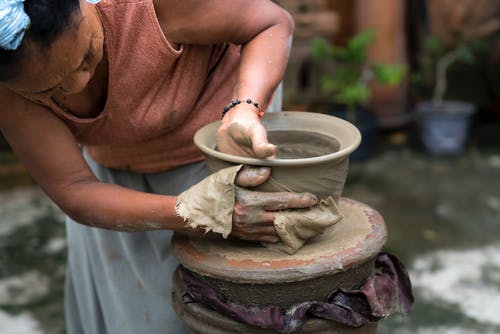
top-left (194, 111), bottom-right (362, 166)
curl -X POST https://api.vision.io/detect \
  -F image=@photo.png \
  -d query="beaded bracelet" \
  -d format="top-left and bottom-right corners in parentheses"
top-left (222, 98), bottom-right (263, 119)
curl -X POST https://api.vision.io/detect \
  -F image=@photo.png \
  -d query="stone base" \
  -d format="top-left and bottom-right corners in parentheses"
top-left (172, 269), bottom-right (378, 334)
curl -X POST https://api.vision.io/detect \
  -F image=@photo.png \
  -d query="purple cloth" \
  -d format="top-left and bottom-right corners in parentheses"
top-left (179, 253), bottom-right (413, 333)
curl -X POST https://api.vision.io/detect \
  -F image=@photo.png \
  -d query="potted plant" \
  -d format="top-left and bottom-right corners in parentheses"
top-left (412, 36), bottom-right (478, 155)
top-left (311, 30), bottom-right (407, 160)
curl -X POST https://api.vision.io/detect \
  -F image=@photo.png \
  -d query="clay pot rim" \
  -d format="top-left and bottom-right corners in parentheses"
top-left (194, 111), bottom-right (362, 166)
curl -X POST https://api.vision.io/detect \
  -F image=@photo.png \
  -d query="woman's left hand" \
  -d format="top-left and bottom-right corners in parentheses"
top-left (216, 103), bottom-right (277, 159)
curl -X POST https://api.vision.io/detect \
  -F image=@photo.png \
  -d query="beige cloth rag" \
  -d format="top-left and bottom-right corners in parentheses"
top-left (176, 165), bottom-right (243, 238)
top-left (266, 196), bottom-right (342, 254)
top-left (175, 165), bottom-right (343, 254)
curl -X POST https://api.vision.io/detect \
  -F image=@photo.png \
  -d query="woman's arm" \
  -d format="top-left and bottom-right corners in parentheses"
top-left (158, 0), bottom-right (293, 105)
top-left (156, 0), bottom-right (294, 158)
top-left (0, 88), bottom-right (186, 232)
top-left (0, 89), bottom-right (312, 242)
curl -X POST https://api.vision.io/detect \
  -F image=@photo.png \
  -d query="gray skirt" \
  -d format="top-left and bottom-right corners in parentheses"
top-left (65, 150), bottom-right (208, 334)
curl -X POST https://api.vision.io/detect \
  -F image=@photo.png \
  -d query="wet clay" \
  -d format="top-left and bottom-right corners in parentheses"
top-left (190, 199), bottom-right (375, 263)
top-left (207, 127), bottom-right (348, 203)
top-left (267, 130), bottom-right (340, 159)
top-left (176, 164), bottom-right (340, 254)
top-left (196, 112), bottom-right (362, 204)
top-left (173, 199), bottom-right (387, 283)
top-left (205, 154), bottom-right (349, 203)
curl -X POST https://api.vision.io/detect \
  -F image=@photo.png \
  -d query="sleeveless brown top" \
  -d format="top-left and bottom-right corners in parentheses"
top-left (44, 0), bottom-right (240, 173)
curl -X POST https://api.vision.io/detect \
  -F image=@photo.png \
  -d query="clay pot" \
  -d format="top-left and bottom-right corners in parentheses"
top-left (194, 111), bottom-right (361, 203)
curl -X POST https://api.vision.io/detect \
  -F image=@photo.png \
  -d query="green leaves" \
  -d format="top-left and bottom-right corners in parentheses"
top-left (335, 84), bottom-right (371, 109)
top-left (424, 36), bottom-right (445, 56)
top-left (320, 74), bottom-right (336, 93)
top-left (414, 35), bottom-right (482, 102)
top-left (454, 45), bottom-right (475, 64)
top-left (311, 37), bottom-right (332, 60)
top-left (372, 64), bottom-right (407, 85)
top-left (348, 30), bottom-right (375, 63)
top-left (312, 30), bottom-right (375, 64)
top-left (310, 30), bottom-right (406, 109)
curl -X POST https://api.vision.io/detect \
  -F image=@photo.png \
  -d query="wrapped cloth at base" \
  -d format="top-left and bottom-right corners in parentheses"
top-left (179, 253), bottom-right (414, 333)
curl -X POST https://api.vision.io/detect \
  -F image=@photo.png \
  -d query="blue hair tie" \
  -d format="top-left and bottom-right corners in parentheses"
top-left (0, 0), bottom-right (30, 50)
top-left (0, 0), bottom-right (101, 51)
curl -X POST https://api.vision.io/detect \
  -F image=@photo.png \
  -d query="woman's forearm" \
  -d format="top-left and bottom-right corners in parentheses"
top-left (56, 179), bottom-right (190, 232)
top-left (236, 11), bottom-right (294, 106)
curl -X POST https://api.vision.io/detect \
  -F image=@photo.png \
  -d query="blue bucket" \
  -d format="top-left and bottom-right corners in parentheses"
top-left (416, 101), bottom-right (476, 155)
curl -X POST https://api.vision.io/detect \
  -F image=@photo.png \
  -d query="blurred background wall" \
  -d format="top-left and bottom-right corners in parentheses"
top-left (274, 0), bottom-right (500, 128)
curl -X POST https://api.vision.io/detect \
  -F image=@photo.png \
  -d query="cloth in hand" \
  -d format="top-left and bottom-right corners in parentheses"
top-left (264, 196), bottom-right (342, 254)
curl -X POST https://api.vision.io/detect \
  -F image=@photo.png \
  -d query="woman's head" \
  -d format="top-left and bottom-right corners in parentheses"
top-left (0, 0), bottom-right (104, 97)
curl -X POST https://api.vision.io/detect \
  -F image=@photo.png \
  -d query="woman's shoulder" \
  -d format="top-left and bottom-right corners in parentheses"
top-left (0, 85), bottom-right (24, 111)
top-left (0, 86), bottom-right (48, 129)
top-left (102, 0), bottom-right (158, 7)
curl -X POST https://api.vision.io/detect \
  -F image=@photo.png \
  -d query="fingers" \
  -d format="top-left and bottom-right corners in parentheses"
top-left (240, 190), bottom-right (317, 211)
top-left (233, 204), bottom-right (275, 225)
top-left (217, 120), bottom-right (276, 159)
top-left (249, 124), bottom-right (277, 159)
top-left (238, 225), bottom-right (277, 235)
top-left (263, 192), bottom-right (317, 210)
top-left (216, 133), bottom-right (255, 157)
top-left (232, 234), bottom-right (280, 243)
top-left (231, 204), bottom-right (279, 243)
top-left (228, 123), bottom-right (253, 148)
top-left (259, 235), bottom-right (280, 243)
top-left (235, 166), bottom-right (271, 187)
top-left (231, 223), bottom-right (280, 243)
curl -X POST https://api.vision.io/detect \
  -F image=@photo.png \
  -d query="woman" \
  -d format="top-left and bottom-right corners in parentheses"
top-left (0, 0), bottom-right (317, 332)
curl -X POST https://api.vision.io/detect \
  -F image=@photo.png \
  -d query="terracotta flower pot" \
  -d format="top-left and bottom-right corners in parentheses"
top-left (194, 111), bottom-right (361, 203)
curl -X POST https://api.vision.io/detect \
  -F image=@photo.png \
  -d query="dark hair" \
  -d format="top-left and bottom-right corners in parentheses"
top-left (0, 0), bottom-right (81, 81)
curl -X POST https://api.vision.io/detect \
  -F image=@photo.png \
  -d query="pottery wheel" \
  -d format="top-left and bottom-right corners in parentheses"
top-left (173, 198), bottom-right (387, 284)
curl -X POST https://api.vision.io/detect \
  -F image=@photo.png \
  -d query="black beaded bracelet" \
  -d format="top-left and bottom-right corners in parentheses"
top-left (222, 98), bottom-right (262, 118)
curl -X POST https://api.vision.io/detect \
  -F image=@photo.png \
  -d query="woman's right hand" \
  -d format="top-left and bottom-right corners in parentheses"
top-left (230, 167), bottom-right (317, 243)
top-left (216, 103), bottom-right (277, 159)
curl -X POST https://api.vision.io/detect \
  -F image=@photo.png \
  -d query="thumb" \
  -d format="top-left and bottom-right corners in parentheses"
top-left (235, 166), bottom-right (271, 187)
top-left (250, 124), bottom-right (277, 159)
